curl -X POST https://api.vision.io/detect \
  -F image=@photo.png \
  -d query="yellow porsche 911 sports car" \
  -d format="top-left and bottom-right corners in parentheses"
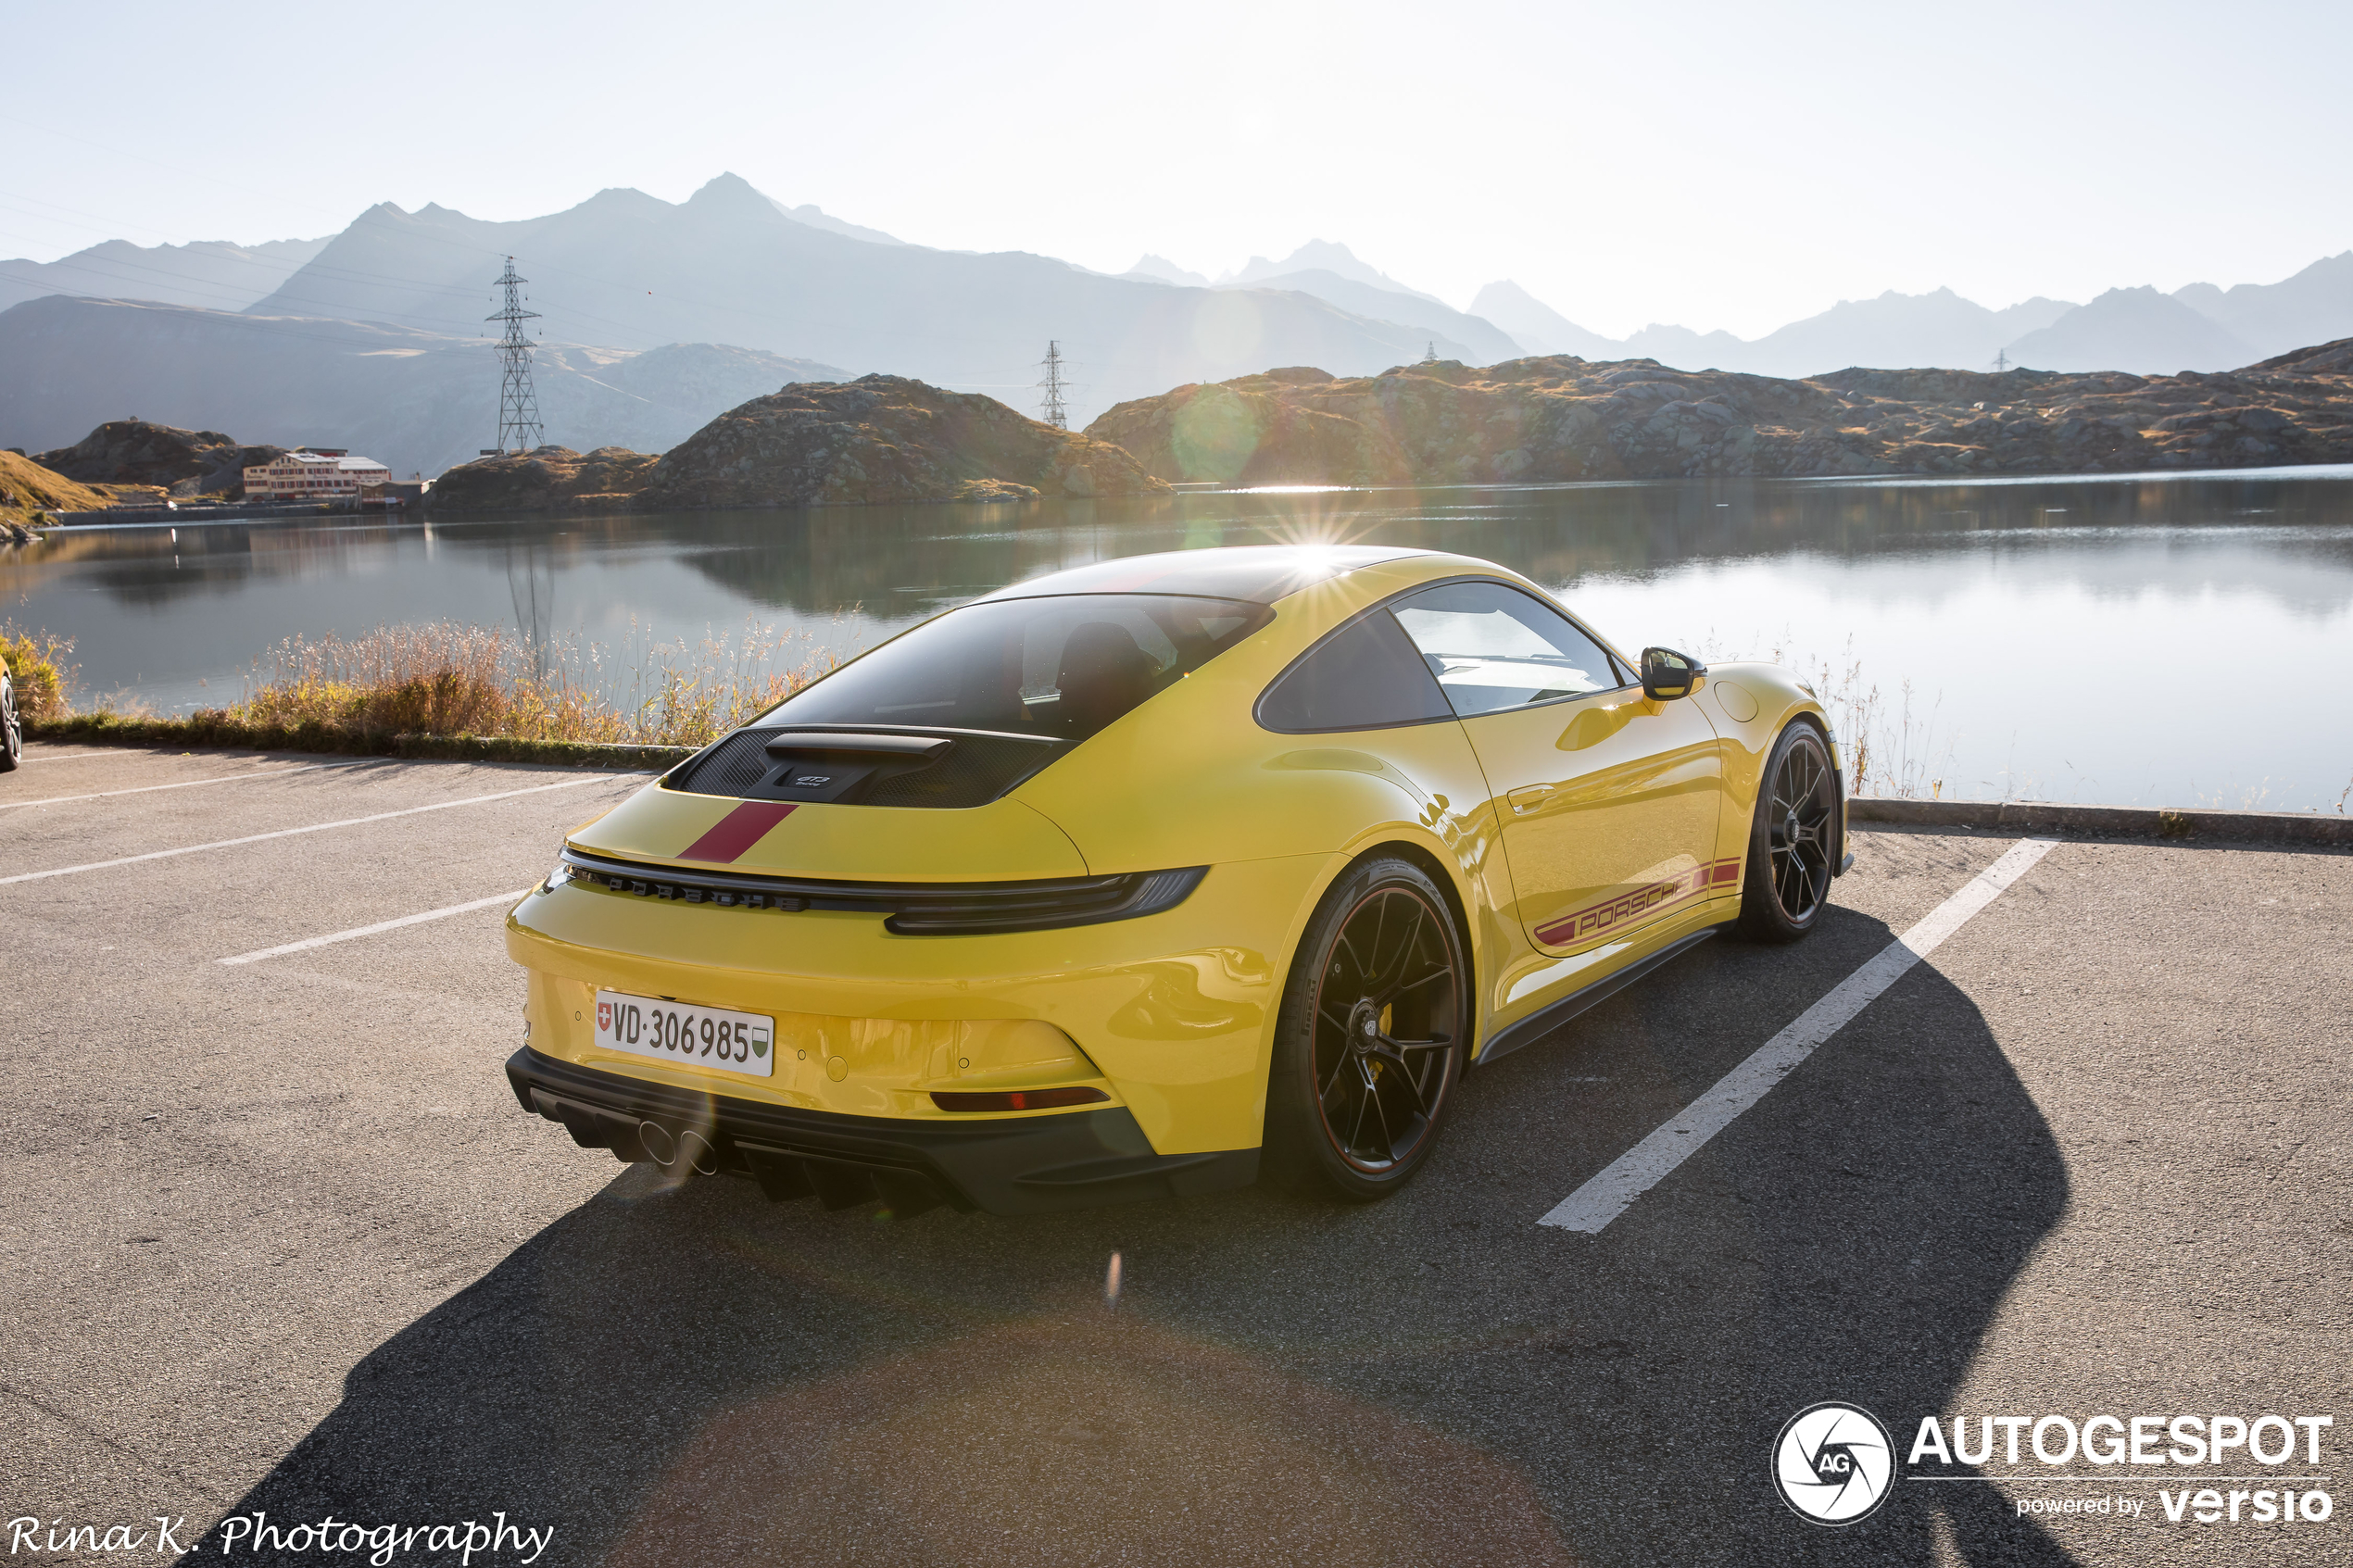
top-left (505, 546), bottom-right (1847, 1214)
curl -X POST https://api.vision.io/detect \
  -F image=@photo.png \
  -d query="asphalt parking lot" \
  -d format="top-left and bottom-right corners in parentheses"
top-left (4, 744), bottom-right (2347, 1567)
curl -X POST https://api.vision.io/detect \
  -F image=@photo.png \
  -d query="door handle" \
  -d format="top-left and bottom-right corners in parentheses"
top-left (1508, 784), bottom-right (1554, 816)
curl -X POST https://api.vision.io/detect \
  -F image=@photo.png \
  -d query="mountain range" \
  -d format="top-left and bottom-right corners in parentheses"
top-left (1, 174), bottom-right (2347, 473)
top-left (1470, 256), bottom-right (2353, 377)
top-left (0, 295), bottom-right (843, 477)
top-left (0, 234), bottom-right (331, 314)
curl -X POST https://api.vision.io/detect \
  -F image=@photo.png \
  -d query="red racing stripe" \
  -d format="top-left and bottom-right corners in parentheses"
top-left (679, 801), bottom-right (797, 863)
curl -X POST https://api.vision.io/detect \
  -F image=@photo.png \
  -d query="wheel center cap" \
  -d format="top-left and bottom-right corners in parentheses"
top-left (1784, 810), bottom-right (1802, 843)
top-left (1350, 1001), bottom-right (1381, 1054)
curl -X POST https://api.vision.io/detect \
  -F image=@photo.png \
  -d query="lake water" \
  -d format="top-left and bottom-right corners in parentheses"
top-left (6, 466), bottom-right (2351, 810)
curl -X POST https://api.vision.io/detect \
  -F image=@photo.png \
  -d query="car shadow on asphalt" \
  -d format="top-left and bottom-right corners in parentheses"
top-left (186, 902), bottom-right (2079, 1567)
top-left (1447, 901), bottom-right (2082, 1564)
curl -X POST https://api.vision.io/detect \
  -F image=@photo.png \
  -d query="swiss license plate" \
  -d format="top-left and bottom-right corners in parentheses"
top-left (594, 990), bottom-right (775, 1079)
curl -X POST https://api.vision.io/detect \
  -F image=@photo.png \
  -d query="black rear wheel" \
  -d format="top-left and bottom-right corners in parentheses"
top-left (1263, 856), bottom-right (1468, 1200)
top-left (1737, 722), bottom-right (1836, 943)
top-left (0, 674), bottom-right (19, 772)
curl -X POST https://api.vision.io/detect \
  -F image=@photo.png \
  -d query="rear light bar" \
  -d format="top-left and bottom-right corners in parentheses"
top-left (553, 848), bottom-right (1207, 936)
top-left (929, 1086), bottom-right (1111, 1113)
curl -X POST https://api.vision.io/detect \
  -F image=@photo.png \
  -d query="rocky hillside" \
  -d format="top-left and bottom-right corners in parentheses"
top-left (1086, 342), bottom-right (2353, 484)
top-left (0, 448), bottom-right (110, 523)
top-left (34, 420), bottom-right (286, 497)
top-left (424, 446), bottom-right (661, 514)
top-left (430, 375), bottom-right (1168, 513)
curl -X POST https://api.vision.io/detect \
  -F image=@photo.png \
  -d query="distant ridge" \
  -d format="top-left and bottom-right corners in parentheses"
top-left (227, 175), bottom-right (1470, 428)
top-left (1466, 257), bottom-right (2352, 379)
top-left (0, 295), bottom-right (847, 477)
top-left (0, 234), bottom-right (330, 314)
top-left (1218, 240), bottom-right (1450, 308)
top-left (1125, 254), bottom-right (1210, 287)
top-left (2006, 286), bottom-right (2255, 375)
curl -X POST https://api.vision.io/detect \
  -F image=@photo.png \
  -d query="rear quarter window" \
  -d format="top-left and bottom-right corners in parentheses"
top-left (1255, 609), bottom-right (1453, 734)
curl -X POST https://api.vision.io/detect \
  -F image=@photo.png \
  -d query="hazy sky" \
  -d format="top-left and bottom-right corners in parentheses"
top-left (4, 0), bottom-right (2347, 339)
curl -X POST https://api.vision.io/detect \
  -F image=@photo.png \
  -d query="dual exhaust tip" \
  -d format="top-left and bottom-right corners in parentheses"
top-left (637, 1119), bottom-right (720, 1176)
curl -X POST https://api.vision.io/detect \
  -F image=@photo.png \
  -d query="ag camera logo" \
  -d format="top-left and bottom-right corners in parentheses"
top-left (1774, 1402), bottom-right (1895, 1524)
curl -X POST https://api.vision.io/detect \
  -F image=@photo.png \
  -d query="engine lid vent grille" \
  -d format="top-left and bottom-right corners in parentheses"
top-left (664, 726), bottom-right (1062, 809)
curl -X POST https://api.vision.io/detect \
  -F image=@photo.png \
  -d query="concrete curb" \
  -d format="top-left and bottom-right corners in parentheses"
top-left (25, 716), bottom-right (694, 772)
top-left (1849, 797), bottom-right (2353, 846)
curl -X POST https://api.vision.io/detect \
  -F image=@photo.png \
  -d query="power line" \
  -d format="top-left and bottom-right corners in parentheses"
top-left (488, 257), bottom-right (543, 455)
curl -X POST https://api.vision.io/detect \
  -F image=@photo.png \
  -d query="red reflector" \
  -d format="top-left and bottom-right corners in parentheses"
top-left (929, 1086), bottom-right (1110, 1113)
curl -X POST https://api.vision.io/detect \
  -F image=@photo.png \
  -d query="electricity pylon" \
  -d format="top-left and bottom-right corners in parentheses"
top-left (488, 257), bottom-right (544, 455)
top-left (1038, 341), bottom-right (1070, 430)
top-left (1421, 341), bottom-right (1440, 364)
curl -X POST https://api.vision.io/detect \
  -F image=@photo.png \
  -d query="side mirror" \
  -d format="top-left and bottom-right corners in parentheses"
top-left (1641, 646), bottom-right (1705, 702)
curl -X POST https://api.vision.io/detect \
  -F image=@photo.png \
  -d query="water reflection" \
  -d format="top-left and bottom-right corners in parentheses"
top-left (5, 469), bottom-right (2350, 807)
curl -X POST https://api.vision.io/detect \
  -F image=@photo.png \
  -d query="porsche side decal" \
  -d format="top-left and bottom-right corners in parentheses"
top-left (1535, 858), bottom-right (1741, 947)
top-left (680, 801), bottom-right (797, 863)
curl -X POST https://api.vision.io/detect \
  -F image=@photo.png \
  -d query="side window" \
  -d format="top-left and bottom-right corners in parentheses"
top-left (1256, 608), bottom-right (1453, 734)
top-left (1390, 581), bottom-right (1627, 718)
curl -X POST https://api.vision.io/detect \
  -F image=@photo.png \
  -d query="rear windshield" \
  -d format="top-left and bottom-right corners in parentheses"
top-left (758, 593), bottom-right (1275, 743)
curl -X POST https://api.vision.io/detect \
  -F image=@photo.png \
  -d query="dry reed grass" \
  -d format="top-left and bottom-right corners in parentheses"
top-left (0, 622), bottom-right (76, 721)
top-left (236, 620), bottom-right (839, 747)
top-left (1684, 630), bottom-right (1954, 800)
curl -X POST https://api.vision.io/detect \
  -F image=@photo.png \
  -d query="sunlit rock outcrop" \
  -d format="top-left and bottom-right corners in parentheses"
top-left (429, 376), bottom-right (1168, 512)
top-left (1085, 344), bottom-right (2353, 483)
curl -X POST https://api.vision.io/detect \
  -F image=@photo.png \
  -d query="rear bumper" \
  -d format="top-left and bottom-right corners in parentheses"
top-left (504, 1047), bottom-right (1258, 1217)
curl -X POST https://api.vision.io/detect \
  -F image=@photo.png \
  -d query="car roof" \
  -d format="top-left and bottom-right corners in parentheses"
top-left (976, 545), bottom-right (1433, 606)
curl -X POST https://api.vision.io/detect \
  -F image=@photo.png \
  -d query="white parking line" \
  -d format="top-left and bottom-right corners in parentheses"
top-left (0, 761), bottom-right (361, 811)
top-left (19, 751), bottom-right (123, 762)
top-left (0, 775), bottom-right (627, 885)
top-left (1538, 837), bottom-right (2058, 1234)
top-left (218, 889), bottom-right (532, 965)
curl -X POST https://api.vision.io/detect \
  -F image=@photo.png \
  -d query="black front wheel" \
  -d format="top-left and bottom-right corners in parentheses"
top-left (1736, 721), bottom-right (1837, 943)
top-left (1262, 856), bottom-right (1469, 1201)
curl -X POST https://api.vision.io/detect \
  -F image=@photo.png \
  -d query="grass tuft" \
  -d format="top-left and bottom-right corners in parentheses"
top-left (0, 622), bottom-right (77, 721)
top-left (235, 620), bottom-right (839, 748)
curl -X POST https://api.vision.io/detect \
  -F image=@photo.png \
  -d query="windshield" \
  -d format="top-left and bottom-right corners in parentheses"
top-left (759, 593), bottom-right (1275, 743)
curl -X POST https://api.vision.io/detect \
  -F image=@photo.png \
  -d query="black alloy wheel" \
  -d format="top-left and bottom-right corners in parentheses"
top-left (1737, 721), bottom-right (1837, 942)
top-left (0, 673), bottom-right (19, 772)
top-left (1264, 856), bottom-right (1468, 1200)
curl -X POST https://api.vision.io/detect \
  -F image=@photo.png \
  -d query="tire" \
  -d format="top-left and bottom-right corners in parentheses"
top-left (1262, 855), bottom-right (1469, 1201)
top-left (0, 674), bottom-right (19, 772)
top-left (1736, 721), bottom-right (1837, 943)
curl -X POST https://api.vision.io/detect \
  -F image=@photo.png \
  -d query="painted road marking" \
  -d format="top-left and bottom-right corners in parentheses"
top-left (0, 775), bottom-right (629, 885)
top-left (218, 889), bottom-right (532, 965)
top-left (0, 761), bottom-right (362, 811)
top-left (18, 751), bottom-right (125, 762)
top-left (1538, 837), bottom-right (2058, 1234)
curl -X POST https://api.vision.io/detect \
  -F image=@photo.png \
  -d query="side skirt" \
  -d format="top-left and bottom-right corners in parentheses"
top-left (1474, 927), bottom-right (1720, 1068)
